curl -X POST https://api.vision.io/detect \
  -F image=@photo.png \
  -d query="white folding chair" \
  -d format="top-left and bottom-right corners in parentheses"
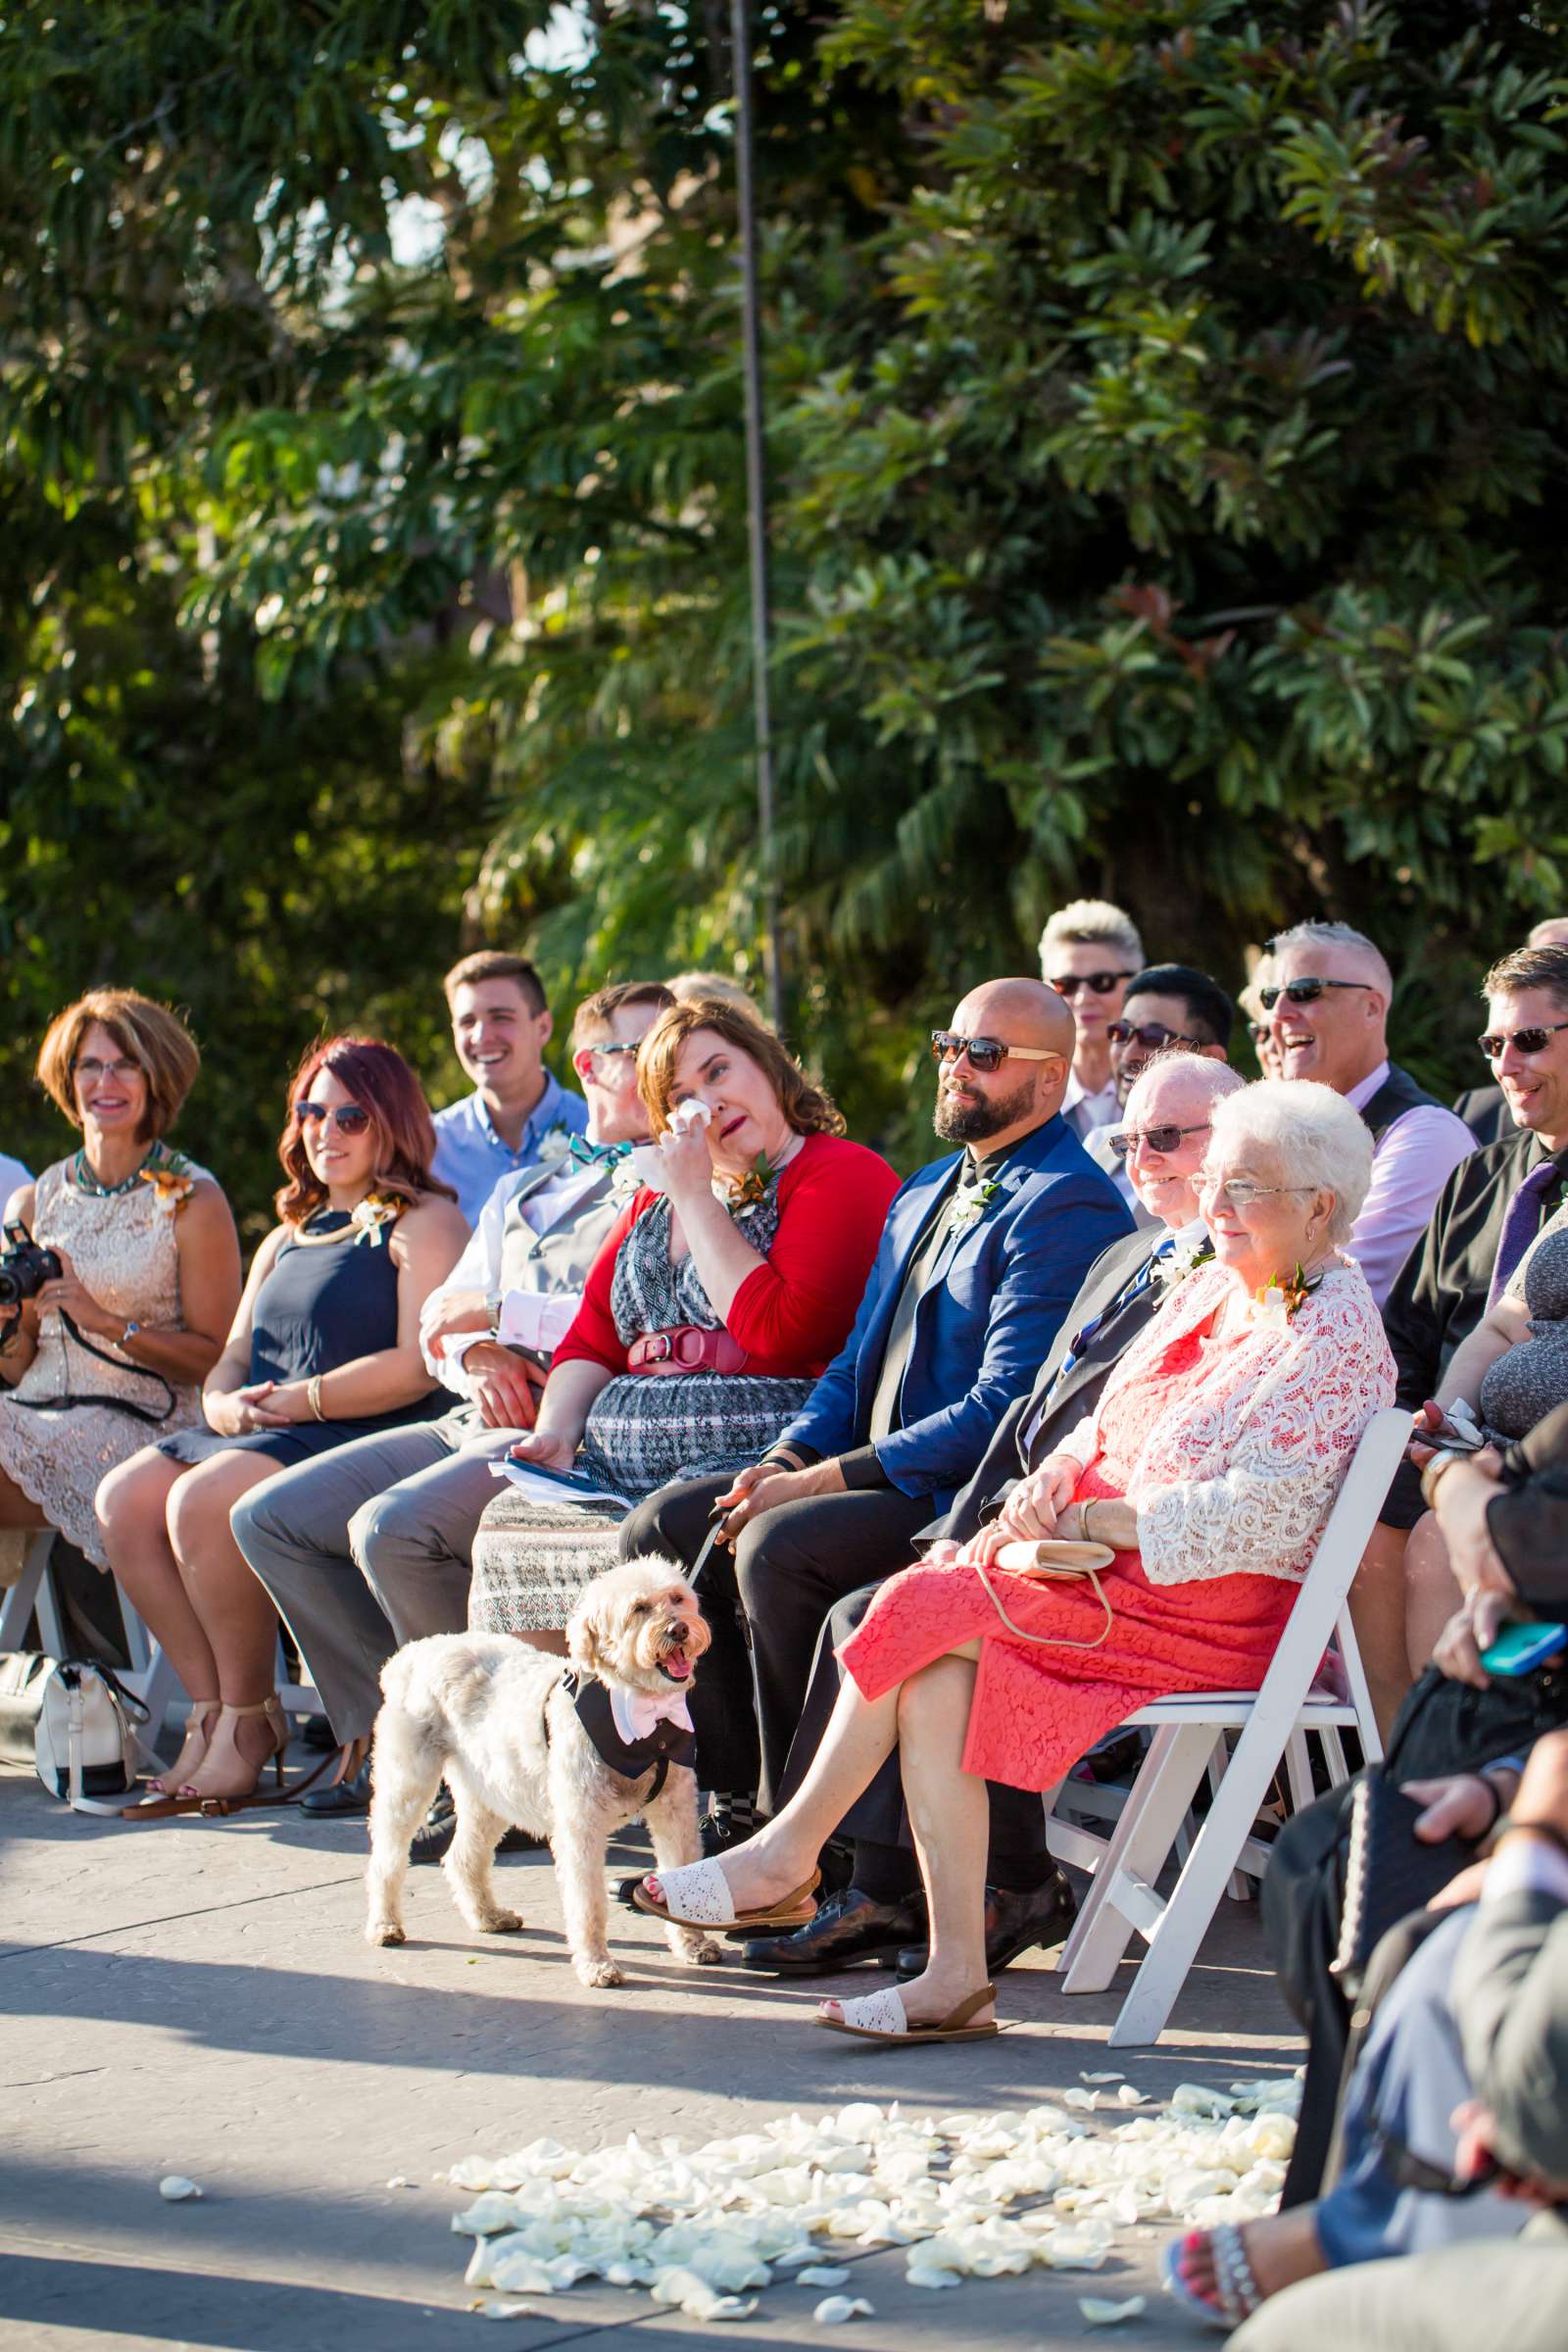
top-left (1044, 1404), bottom-right (1406, 2046)
top-left (0, 1529), bottom-right (65, 1655)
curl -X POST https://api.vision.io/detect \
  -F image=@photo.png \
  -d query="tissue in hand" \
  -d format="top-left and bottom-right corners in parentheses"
top-left (631, 1100), bottom-right (710, 1193)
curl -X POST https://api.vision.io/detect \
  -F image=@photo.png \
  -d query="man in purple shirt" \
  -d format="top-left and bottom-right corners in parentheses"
top-left (1264, 920), bottom-right (1475, 1308)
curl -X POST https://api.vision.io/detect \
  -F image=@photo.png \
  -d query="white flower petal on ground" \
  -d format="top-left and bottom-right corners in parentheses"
top-left (1115, 2086), bottom-right (1147, 2108)
top-left (812, 2296), bottom-right (875, 2324)
top-left (1081, 2071), bottom-right (1124, 2083)
top-left (157, 2176), bottom-right (202, 2202)
top-left (796, 2268), bottom-right (851, 2287)
top-left (1079, 2296), bottom-right (1148, 2326)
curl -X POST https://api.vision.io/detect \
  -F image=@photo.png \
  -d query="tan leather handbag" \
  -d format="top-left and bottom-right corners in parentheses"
top-left (972, 1537), bottom-right (1116, 1650)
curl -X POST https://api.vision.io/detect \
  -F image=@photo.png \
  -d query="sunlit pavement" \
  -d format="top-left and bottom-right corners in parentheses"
top-left (1, 1755), bottom-right (1300, 2349)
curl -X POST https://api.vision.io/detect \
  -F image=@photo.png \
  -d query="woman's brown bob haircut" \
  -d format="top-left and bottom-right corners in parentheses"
top-left (636, 998), bottom-right (845, 1139)
top-left (36, 991), bottom-right (201, 1143)
top-left (276, 1034), bottom-right (456, 1226)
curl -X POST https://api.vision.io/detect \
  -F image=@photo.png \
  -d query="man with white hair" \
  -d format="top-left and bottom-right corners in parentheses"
top-left (1265, 919), bottom-right (1473, 1306)
top-left (1039, 898), bottom-right (1147, 1139)
top-left (744, 1052), bottom-right (1246, 1982)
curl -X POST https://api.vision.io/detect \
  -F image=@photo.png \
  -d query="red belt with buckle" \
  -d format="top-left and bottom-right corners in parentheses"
top-left (626, 1325), bottom-right (749, 1376)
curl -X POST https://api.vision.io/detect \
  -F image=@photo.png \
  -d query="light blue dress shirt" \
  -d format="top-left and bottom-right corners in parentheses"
top-left (430, 1069), bottom-right (589, 1225)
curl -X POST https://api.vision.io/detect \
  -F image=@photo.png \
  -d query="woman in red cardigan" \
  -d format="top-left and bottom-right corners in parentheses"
top-left (484, 997), bottom-right (899, 1639)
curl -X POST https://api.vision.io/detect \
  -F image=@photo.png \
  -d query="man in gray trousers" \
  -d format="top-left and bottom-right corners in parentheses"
top-left (234, 981), bottom-right (673, 1830)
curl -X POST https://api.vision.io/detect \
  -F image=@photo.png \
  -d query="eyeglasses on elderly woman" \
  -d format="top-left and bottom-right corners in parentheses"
top-left (1197, 1170), bottom-right (1315, 1210)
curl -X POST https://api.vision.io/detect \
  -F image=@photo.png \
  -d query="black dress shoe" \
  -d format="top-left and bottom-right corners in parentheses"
top-left (409, 1788), bottom-right (545, 1867)
top-left (741, 1884), bottom-right (927, 1976)
top-left (299, 1757), bottom-right (371, 1816)
top-left (895, 1869), bottom-right (1078, 1980)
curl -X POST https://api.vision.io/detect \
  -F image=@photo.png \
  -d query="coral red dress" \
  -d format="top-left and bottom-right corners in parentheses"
top-left (837, 1263), bottom-right (1394, 1790)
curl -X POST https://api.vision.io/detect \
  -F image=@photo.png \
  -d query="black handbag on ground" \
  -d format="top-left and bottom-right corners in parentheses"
top-left (1329, 1767), bottom-right (1475, 1999)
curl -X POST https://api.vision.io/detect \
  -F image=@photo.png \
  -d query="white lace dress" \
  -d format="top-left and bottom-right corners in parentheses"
top-left (0, 1157), bottom-right (208, 1566)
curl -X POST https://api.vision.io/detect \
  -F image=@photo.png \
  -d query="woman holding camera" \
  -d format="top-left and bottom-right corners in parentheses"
top-left (0, 991), bottom-right (241, 1569)
top-left (96, 1035), bottom-right (467, 1807)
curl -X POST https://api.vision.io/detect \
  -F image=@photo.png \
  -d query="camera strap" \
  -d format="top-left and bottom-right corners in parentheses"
top-left (7, 1310), bottom-right (177, 1428)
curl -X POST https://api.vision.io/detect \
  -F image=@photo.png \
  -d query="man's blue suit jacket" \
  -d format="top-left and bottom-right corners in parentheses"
top-left (775, 1112), bottom-right (1132, 1514)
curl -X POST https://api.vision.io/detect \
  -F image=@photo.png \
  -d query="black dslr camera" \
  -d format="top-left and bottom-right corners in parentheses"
top-left (0, 1221), bottom-right (63, 1309)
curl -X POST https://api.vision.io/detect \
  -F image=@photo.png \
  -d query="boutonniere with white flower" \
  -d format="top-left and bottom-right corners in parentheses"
top-left (1253, 1261), bottom-right (1319, 1330)
top-left (535, 1126), bottom-right (574, 1168)
top-left (951, 1178), bottom-right (1002, 1234)
top-left (610, 1156), bottom-right (643, 1202)
top-left (351, 1192), bottom-right (404, 1248)
top-left (1155, 1239), bottom-right (1213, 1291)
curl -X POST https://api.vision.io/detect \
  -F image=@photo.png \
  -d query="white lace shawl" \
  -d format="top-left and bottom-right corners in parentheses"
top-left (1054, 1261), bottom-right (1396, 1587)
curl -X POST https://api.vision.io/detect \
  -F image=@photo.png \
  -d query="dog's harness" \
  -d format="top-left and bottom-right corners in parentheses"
top-left (553, 1671), bottom-right (697, 1803)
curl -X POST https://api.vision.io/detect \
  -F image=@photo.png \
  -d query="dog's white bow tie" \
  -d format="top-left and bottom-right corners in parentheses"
top-left (610, 1686), bottom-right (695, 1747)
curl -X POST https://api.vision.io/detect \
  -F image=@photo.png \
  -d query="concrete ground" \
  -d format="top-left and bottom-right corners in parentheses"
top-left (0, 1755), bottom-right (1300, 2351)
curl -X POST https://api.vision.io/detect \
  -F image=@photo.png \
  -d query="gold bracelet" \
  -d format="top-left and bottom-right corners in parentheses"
top-left (308, 1374), bottom-right (325, 1422)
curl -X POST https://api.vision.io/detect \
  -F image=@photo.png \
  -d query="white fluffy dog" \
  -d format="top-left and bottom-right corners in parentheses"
top-left (364, 1556), bottom-right (721, 1986)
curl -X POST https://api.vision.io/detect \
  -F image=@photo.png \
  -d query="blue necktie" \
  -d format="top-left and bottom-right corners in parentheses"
top-left (568, 1136), bottom-right (633, 1171)
top-left (1054, 1235), bottom-right (1176, 1387)
top-left (1488, 1159), bottom-right (1559, 1308)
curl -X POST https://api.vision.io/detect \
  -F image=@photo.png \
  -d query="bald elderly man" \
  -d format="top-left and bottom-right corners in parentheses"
top-left (618, 977), bottom-right (1132, 1891)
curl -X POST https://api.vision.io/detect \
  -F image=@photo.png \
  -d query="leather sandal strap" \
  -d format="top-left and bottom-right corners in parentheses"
top-left (939, 1984), bottom-right (998, 2032)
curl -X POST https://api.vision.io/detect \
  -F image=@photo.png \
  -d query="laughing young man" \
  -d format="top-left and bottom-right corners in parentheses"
top-left (431, 952), bottom-right (589, 1223)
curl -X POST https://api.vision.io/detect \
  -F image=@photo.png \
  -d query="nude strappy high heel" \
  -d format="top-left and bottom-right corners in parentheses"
top-left (178, 1694), bottom-right (290, 1806)
top-left (148, 1697), bottom-right (220, 1795)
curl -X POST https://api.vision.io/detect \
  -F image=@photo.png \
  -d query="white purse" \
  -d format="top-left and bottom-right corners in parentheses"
top-left (33, 1660), bottom-right (147, 1807)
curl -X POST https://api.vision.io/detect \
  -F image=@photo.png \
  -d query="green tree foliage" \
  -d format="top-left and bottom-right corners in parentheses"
top-left (3, 1), bottom-right (1567, 1202)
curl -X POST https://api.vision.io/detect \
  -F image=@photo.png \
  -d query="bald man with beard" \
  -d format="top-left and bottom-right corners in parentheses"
top-left (618, 977), bottom-right (1132, 1961)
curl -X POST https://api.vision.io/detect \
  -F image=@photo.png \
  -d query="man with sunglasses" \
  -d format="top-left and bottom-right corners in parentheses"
top-left (744, 1051), bottom-right (1247, 1981)
top-left (1265, 920), bottom-right (1474, 1309)
top-left (1453, 917), bottom-right (1568, 1146)
top-left (1081, 963), bottom-right (1235, 1221)
top-left (1037, 898), bottom-right (1146, 1139)
top-left (235, 981), bottom-right (674, 1840)
top-left (617, 977), bottom-right (1131, 1963)
top-left (1357, 943), bottom-right (1568, 1736)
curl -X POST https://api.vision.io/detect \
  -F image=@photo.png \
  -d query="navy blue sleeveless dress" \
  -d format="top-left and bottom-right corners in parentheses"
top-left (159, 1211), bottom-right (446, 1468)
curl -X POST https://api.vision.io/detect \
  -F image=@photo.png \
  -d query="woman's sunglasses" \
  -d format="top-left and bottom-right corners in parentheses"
top-left (294, 1101), bottom-right (371, 1136)
top-left (1110, 1121), bottom-right (1210, 1159)
top-left (1105, 1019), bottom-right (1197, 1053)
top-left (1257, 978), bottom-right (1375, 1011)
top-left (1478, 1020), bottom-right (1568, 1061)
top-left (1048, 970), bottom-right (1135, 998)
top-left (930, 1031), bottom-right (1058, 1075)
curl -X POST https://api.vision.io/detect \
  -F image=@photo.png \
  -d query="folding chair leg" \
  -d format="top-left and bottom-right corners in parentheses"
top-left (1058, 1723), bottom-right (1214, 1990)
top-left (1321, 1726), bottom-right (1349, 1787)
top-left (1284, 1729), bottom-right (1315, 1815)
top-left (0, 1530), bottom-right (53, 1650)
top-left (1103, 1709), bottom-right (1315, 2046)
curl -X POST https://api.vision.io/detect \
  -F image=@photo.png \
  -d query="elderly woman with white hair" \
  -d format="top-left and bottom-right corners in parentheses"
top-left (637, 1080), bottom-right (1396, 2043)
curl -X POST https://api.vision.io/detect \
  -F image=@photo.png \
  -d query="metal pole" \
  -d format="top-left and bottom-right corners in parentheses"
top-left (731, 0), bottom-right (785, 1030)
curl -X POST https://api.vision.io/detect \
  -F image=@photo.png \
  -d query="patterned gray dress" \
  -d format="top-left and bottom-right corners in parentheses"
top-left (1479, 1220), bottom-right (1568, 1443)
top-left (469, 1180), bottom-right (815, 1632)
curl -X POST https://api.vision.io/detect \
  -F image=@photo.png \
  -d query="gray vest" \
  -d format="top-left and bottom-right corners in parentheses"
top-left (497, 1161), bottom-right (624, 1303)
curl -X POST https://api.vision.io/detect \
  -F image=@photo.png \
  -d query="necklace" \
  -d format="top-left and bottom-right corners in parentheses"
top-left (73, 1144), bottom-right (158, 1198)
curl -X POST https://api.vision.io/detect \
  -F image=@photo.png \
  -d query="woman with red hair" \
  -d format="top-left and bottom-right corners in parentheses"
top-left (97, 1036), bottom-right (467, 1808)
